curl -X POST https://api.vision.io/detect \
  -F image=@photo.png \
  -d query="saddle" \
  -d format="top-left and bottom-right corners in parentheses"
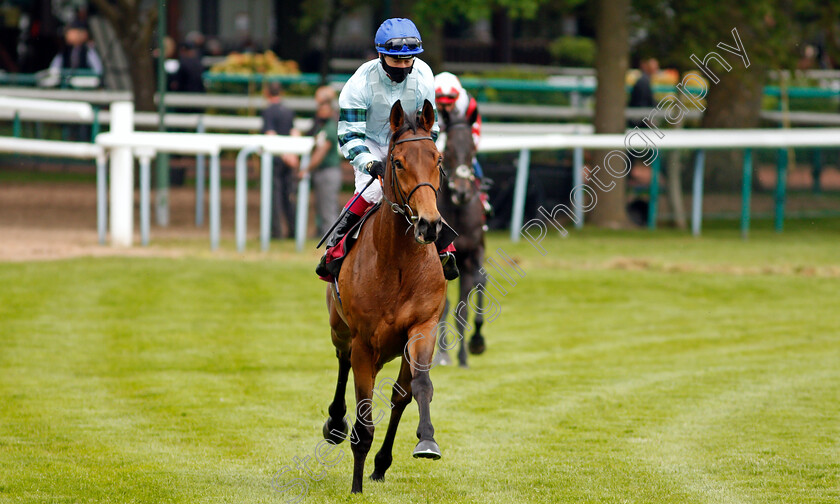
top-left (318, 203), bottom-right (458, 284)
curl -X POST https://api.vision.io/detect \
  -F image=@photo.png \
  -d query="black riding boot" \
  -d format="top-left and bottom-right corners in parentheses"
top-left (435, 233), bottom-right (460, 281)
top-left (439, 252), bottom-right (460, 281)
top-left (316, 211), bottom-right (363, 278)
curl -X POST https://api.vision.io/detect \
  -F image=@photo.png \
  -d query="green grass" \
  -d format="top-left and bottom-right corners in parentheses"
top-left (1, 221), bottom-right (839, 503)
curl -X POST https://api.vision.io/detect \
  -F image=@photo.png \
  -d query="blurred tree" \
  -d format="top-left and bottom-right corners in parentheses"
top-left (299, 0), bottom-right (375, 84)
top-left (90, 0), bottom-right (157, 112)
top-left (409, 0), bottom-right (583, 70)
top-left (630, 0), bottom-right (840, 189)
top-left (588, 0), bottom-right (631, 228)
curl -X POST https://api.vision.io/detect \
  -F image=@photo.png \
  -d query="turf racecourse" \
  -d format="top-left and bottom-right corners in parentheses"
top-left (1, 219), bottom-right (838, 503)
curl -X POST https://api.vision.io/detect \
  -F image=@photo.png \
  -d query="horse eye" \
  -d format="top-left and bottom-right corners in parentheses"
top-left (394, 160), bottom-right (404, 170)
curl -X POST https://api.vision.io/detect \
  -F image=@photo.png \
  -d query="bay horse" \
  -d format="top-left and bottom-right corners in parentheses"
top-left (323, 100), bottom-right (447, 494)
top-left (435, 113), bottom-right (487, 368)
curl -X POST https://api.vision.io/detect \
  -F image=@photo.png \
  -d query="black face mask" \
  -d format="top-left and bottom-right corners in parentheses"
top-left (380, 55), bottom-right (414, 83)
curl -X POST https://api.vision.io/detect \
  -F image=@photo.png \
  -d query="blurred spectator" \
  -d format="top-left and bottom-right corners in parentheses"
top-left (151, 36), bottom-right (178, 91)
top-left (627, 57), bottom-right (660, 219)
top-left (49, 21), bottom-right (102, 76)
top-left (174, 42), bottom-right (205, 93)
top-left (262, 82), bottom-right (300, 239)
top-left (307, 86), bottom-right (341, 237)
top-left (205, 38), bottom-right (224, 57)
top-left (797, 45), bottom-right (818, 71)
top-left (185, 31), bottom-right (206, 57)
top-left (628, 56), bottom-right (658, 127)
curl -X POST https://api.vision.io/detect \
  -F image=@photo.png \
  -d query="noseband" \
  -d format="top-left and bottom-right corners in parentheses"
top-left (382, 135), bottom-right (446, 226)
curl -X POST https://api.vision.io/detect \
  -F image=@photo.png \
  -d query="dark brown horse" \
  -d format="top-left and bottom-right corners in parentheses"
top-left (435, 114), bottom-right (487, 368)
top-left (323, 100), bottom-right (447, 494)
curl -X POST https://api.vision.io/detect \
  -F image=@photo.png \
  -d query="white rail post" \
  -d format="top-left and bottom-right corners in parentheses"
top-left (510, 149), bottom-right (531, 242)
top-left (96, 154), bottom-right (107, 245)
top-left (137, 149), bottom-right (155, 246)
top-left (209, 152), bottom-right (221, 251)
top-left (295, 154), bottom-right (312, 252)
top-left (235, 145), bottom-right (259, 252)
top-left (260, 150), bottom-right (273, 251)
top-left (109, 101), bottom-right (134, 247)
top-left (573, 146), bottom-right (584, 229)
top-left (691, 150), bottom-right (705, 236)
top-left (195, 116), bottom-right (206, 227)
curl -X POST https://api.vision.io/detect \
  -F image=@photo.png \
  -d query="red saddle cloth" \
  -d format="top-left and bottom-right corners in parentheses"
top-left (318, 203), bottom-right (382, 283)
top-left (318, 203), bottom-right (458, 283)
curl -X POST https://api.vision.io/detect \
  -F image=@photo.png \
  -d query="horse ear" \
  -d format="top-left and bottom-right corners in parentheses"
top-left (390, 101), bottom-right (405, 133)
top-left (419, 99), bottom-right (435, 132)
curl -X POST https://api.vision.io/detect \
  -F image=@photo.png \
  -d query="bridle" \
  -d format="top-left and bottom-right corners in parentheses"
top-left (381, 134), bottom-right (446, 226)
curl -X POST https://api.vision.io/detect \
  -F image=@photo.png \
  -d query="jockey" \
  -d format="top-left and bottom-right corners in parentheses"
top-left (316, 18), bottom-right (459, 281)
top-left (434, 71), bottom-right (493, 216)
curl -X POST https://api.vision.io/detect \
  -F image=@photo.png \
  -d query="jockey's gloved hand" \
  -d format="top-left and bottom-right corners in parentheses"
top-left (366, 161), bottom-right (386, 179)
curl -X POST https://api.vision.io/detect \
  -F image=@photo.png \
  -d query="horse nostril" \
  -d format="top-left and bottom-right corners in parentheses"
top-left (415, 218), bottom-right (430, 236)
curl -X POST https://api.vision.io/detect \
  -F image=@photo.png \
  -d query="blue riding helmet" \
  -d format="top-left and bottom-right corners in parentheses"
top-left (374, 18), bottom-right (423, 58)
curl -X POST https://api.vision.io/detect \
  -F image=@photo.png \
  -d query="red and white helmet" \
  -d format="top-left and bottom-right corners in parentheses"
top-left (434, 72), bottom-right (463, 104)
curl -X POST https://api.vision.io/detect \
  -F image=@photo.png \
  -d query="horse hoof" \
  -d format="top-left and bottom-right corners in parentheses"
top-left (434, 351), bottom-right (452, 366)
top-left (369, 471), bottom-right (385, 482)
top-left (468, 335), bottom-right (486, 355)
top-left (413, 439), bottom-right (442, 460)
top-left (458, 362), bottom-right (469, 369)
top-left (323, 417), bottom-right (349, 444)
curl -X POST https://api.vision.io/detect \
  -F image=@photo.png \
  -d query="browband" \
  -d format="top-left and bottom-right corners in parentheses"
top-left (393, 135), bottom-right (433, 145)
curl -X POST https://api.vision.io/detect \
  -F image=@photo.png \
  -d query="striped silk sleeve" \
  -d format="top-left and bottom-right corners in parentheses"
top-left (337, 80), bottom-right (377, 173)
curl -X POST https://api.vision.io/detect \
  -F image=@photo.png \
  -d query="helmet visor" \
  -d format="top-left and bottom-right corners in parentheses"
top-left (376, 36), bottom-right (422, 53)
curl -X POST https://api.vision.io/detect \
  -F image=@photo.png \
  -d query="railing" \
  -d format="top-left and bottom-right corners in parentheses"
top-left (4, 95), bottom-right (840, 251)
top-left (5, 86), bottom-right (840, 127)
top-left (480, 128), bottom-right (840, 242)
top-left (94, 102), bottom-right (314, 251)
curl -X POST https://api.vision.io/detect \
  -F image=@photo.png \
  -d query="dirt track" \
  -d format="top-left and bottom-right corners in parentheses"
top-left (0, 182), bottom-right (282, 262)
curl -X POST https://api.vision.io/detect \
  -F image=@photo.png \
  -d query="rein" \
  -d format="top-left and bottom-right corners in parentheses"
top-left (381, 135), bottom-right (444, 227)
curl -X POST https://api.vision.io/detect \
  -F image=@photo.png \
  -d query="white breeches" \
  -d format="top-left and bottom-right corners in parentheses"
top-left (356, 141), bottom-right (389, 204)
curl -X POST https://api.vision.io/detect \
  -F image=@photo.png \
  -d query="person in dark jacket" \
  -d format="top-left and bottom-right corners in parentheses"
top-left (49, 21), bottom-right (103, 76)
top-left (628, 57), bottom-right (658, 128)
top-left (174, 42), bottom-right (205, 93)
top-left (262, 82), bottom-right (300, 239)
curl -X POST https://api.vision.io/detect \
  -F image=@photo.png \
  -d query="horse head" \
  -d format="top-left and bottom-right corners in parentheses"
top-left (386, 99), bottom-right (443, 245)
top-left (442, 110), bottom-right (478, 207)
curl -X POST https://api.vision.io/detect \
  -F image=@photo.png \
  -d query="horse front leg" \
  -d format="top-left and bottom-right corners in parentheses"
top-left (469, 247), bottom-right (487, 355)
top-left (349, 344), bottom-right (377, 494)
top-left (406, 321), bottom-right (442, 459)
top-left (370, 357), bottom-right (413, 481)
top-left (323, 347), bottom-right (351, 444)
